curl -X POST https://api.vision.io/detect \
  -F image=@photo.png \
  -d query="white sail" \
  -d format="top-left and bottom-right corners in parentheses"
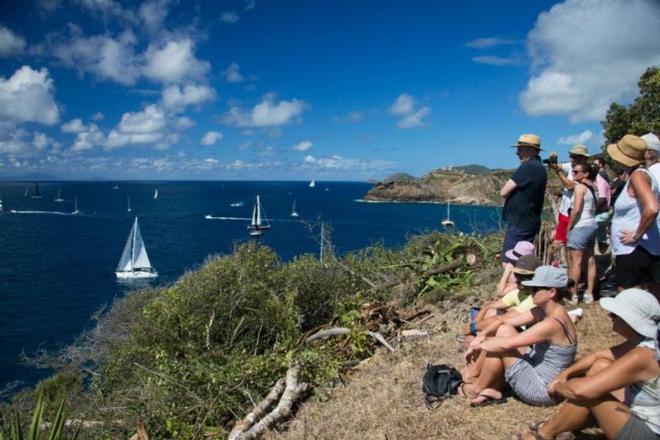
top-left (72, 197), bottom-right (80, 215)
top-left (116, 222), bottom-right (135, 272)
top-left (309, 180), bottom-right (316, 188)
top-left (291, 199), bottom-right (299, 217)
top-left (256, 195), bottom-right (262, 226)
top-left (55, 188), bottom-right (64, 202)
top-left (127, 196), bottom-right (131, 212)
top-left (0, 195), bottom-right (3, 212)
top-left (250, 201), bottom-right (258, 227)
top-left (131, 219), bottom-right (153, 269)
top-left (154, 189), bottom-right (158, 199)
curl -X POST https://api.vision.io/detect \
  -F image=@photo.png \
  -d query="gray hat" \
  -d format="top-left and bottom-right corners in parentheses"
top-left (641, 133), bottom-right (660, 152)
top-left (522, 266), bottom-right (568, 288)
top-left (600, 288), bottom-right (660, 339)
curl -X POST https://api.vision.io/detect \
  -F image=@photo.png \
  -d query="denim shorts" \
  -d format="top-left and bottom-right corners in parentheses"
top-left (567, 224), bottom-right (597, 251)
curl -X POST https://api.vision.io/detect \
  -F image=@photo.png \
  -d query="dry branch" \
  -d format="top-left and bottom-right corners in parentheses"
top-left (366, 331), bottom-right (395, 352)
top-left (305, 327), bottom-right (351, 344)
top-left (229, 363), bottom-right (309, 440)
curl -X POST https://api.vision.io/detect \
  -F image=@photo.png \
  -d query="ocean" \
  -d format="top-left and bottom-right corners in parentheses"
top-left (0, 181), bottom-right (501, 393)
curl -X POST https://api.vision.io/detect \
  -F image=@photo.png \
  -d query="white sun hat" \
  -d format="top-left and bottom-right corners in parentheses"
top-left (600, 288), bottom-right (660, 339)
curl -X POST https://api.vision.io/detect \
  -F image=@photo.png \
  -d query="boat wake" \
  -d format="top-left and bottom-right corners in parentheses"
top-left (204, 215), bottom-right (302, 223)
top-left (9, 210), bottom-right (78, 216)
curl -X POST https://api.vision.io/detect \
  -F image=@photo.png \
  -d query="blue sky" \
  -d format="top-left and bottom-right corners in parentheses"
top-left (0, 0), bottom-right (659, 180)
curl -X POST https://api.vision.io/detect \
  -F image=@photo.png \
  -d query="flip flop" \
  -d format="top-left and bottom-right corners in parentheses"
top-left (469, 393), bottom-right (507, 407)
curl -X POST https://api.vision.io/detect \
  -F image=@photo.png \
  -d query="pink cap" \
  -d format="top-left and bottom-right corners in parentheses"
top-left (505, 240), bottom-right (535, 261)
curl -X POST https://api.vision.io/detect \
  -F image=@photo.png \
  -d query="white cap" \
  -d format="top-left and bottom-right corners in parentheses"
top-left (600, 288), bottom-right (660, 339)
top-left (641, 133), bottom-right (660, 152)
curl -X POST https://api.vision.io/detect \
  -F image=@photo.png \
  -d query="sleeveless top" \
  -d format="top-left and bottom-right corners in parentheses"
top-left (571, 183), bottom-right (597, 229)
top-left (611, 168), bottom-right (660, 256)
top-left (624, 339), bottom-right (660, 435)
top-left (525, 318), bottom-right (577, 384)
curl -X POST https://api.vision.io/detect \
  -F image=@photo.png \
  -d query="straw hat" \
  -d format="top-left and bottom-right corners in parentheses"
top-left (606, 134), bottom-right (647, 167)
top-left (569, 144), bottom-right (589, 157)
top-left (512, 134), bottom-right (542, 150)
top-left (600, 288), bottom-right (660, 339)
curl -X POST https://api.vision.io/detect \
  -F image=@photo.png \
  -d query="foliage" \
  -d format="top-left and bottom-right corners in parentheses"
top-left (0, 392), bottom-right (70, 440)
top-left (1, 231), bottom-right (501, 439)
top-left (602, 66), bottom-right (660, 146)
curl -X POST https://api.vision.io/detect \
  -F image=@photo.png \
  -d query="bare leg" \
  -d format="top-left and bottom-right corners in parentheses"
top-left (586, 249), bottom-right (597, 297)
top-left (568, 248), bottom-right (584, 299)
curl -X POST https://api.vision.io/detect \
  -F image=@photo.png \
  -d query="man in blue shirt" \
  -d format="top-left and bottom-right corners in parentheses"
top-left (500, 134), bottom-right (548, 264)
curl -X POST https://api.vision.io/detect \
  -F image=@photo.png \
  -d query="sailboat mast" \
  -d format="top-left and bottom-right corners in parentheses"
top-left (130, 218), bottom-right (137, 269)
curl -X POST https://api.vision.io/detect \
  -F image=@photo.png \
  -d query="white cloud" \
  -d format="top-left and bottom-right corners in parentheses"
top-left (389, 94), bottom-right (430, 129)
top-left (0, 66), bottom-right (60, 126)
top-left (334, 111), bottom-right (364, 123)
top-left (204, 157), bottom-right (219, 164)
top-left (245, 0), bottom-right (256, 10)
top-left (77, 0), bottom-right (137, 23)
top-left (464, 37), bottom-right (516, 49)
top-left (0, 128), bottom-right (59, 155)
top-left (0, 26), bottom-right (27, 57)
top-left (174, 116), bottom-right (194, 129)
top-left (106, 104), bottom-right (167, 149)
top-left (143, 39), bottom-right (211, 84)
top-left (222, 63), bottom-right (244, 83)
top-left (92, 111), bottom-right (104, 121)
top-left (293, 140), bottom-right (313, 152)
top-left (200, 131), bottom-right (223, 146)
top-left (303, 154), bottom-right (396, 172)
top-left (138, 0), bottom-right (172, 34)
top-left (472, 54), bottom-right (522, 66)
top-left (389, 94), bottom-right (415, 116)
top-left (558, 129), bottom-right (594, 146)
top-left (220, 11), bottom-right (240, 23)
top-left (520, 0), bottom-right (660, 122)
top-left (51, 31), bottom-right (141, 85)
top-left (162, 84), bottom-right (216, 109)
top-left (222, 94), bottom-right (306, 127)
top-left (62, 119), bottom-right (105, 151)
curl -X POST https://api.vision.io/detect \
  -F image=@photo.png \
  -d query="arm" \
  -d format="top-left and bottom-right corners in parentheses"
top-left (568, 185), bottom-right (585, 230)
top-left (479, 317), bottom-right (556, 354)
top-left (620, 171), bottom-right (660, 244)
top-left (554, 348), bottom-right (657, 401)
top-left (496, 263), bottom-right (515, 295)
top-left (500, 179), bottom-right (517, 198)
top-left (551, 163), bottom-right (577, 190)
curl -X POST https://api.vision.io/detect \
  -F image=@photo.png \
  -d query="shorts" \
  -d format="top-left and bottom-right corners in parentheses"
top-left (505, 357), bottom-right (558, 407)
top-left (502, 223), bottom-right (539, 263)
top-left (567, 224), bottom-right (597, 251)
top-left (615, 245), bottom-right (660, 289)
top-left (554, 214), bottom-right (569, 243)
top-left (615, 413), bottom-right (659, 440)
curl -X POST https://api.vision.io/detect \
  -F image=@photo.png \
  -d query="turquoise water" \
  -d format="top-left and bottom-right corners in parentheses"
top-left (0, 181), bottom-right (501, 393)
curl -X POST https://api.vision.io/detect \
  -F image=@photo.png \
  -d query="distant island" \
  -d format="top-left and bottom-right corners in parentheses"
top-left (364, 165), bottom-right (514, 206)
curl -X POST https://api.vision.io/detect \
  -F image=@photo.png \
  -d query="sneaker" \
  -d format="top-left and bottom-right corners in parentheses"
top-left (582, 292), bottom-right (594, 304)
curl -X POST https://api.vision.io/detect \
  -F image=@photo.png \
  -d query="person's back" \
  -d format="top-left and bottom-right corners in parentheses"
top-left (503, 156), bottom-right (547, 231)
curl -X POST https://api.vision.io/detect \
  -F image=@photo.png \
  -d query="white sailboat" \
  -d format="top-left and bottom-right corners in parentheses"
top-left (230, 201), bottom-right (244, 207)
top-left (247, 195), bottom-right (270, 236)
top-left (153, 189), bottom-right (158, 200)
top-left (54, 188), bottom-right (64, 202)
top-left (113, 184), bottom-right (119, 190)
top-left (290, 199), bottom-right (299, 218)
top-left (30, 183), bottom-right (42, 199)
top-left (441, 200), bottom-right (455, 227)
top-left (127, 196), bottom-right (131, 213)
top-left (0, 194), bottom-right (3, 213)
top-left (309, 179), bottom-right (316, 188)
top-left (116, 217), bottom-right (158, 279)
top-left (72, 197), bottom-right (80, 215)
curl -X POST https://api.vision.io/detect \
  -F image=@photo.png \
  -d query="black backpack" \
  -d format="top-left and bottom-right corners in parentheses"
top-left (421, 363), bottom-right (463, 407)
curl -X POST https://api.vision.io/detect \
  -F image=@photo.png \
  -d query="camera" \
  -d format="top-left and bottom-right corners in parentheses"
top-left (542, 156), bottom-right (558, 165)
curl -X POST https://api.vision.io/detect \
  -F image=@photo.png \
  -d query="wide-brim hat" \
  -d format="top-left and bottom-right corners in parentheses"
top-left (505, 240), bottom-right (535, 261)
top-left (511, 255), bottom-right (542, 275)
top-left (600, 288), bottom-right (660, 339)
top-left (522, 266), bottom-right (568, 288)
top-left (511, 134), bottom-right (542, 150)
top-left (641, 133), bottom-right (660, 152)
top-left (569, 144), bottom-right (589, 157)
top-left (607, 134), bottom-right (647, 167)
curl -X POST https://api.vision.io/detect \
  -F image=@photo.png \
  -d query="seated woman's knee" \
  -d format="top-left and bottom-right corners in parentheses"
top-left (495, 323), bottom-right (517, 337)
top-left (586, 357), bottom-right (613, 376)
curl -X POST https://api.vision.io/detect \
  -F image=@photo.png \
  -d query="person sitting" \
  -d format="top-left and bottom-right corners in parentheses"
top-left (497, 241), bottom-right (537, 297)
top-left (461, 266), bottom-right (577, 406)
top-left (513, 289), bottom-right (660, 440)
top-left (464, 255), bottom-right (541, 339)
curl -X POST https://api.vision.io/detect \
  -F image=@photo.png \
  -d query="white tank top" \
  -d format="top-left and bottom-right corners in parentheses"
top-left (611, 169), bottom-right (660, 256)
top-left (625, 339), bottom-right (660, 435)
top-left (571, 183), bottom-right (596, 229)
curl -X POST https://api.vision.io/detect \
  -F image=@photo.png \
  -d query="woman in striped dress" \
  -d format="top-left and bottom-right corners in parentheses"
top-left (462, 266), bottom-right (577, 406)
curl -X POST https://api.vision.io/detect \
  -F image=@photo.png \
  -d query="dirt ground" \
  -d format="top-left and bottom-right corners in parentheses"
top-left (266, 299), bottom-right (619, 440)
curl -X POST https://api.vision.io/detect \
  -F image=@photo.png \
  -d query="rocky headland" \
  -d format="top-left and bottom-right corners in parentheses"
top-left (364, 166), bottom-right (514, 206)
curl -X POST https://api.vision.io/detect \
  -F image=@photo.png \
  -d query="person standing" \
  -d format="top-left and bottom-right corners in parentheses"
top-left (592, 156), bottom-right (612, 251)
top-left (547, 145), bottom-right (590, 257)
top-left (608, 134), bottom-right (660, 299)
top-left (642, 132), bottom-right (660, 183)
top-left (500, 134), bottom-right (547, 263)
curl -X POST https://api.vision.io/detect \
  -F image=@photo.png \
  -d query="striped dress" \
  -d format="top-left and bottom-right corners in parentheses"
top-left (504, 318), bottom-right (577, 406)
